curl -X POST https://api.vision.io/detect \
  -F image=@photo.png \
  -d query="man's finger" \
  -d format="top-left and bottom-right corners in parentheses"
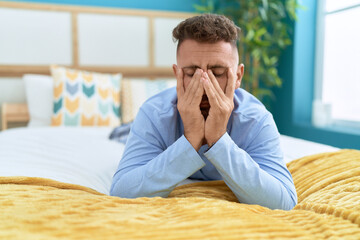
top-left (174, 64), bottom-right (184, 97)
top-left (204, 71), bottom-right (223, 103)
top-left (191, 77), bottom-right (204, 106)
top-left (207, 70), bottom-right (224, 97)
top-left (225, 67), bottom-right (236, 99)
top-left (184, 68), bottom-right (202, 100)
top-left (203, 73), bottom-right (220, 107)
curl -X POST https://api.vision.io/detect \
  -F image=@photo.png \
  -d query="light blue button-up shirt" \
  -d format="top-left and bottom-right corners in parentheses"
top-left (110, 87), bottom-right (297, 210)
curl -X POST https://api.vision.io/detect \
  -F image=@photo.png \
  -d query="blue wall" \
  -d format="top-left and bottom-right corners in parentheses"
top-left (6, 0), bottom-right (200, 12)
top-left (272, 0), bottom-right (360, 149)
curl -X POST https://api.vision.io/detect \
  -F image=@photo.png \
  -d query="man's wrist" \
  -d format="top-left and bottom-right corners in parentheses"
top-left (206, 132), bottom-right (225, 148)
top-left (184, 135), bottom-right (203, 152)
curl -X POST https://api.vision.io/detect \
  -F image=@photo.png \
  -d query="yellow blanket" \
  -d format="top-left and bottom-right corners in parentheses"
top-left (1, 149), bottom-right (359, 239)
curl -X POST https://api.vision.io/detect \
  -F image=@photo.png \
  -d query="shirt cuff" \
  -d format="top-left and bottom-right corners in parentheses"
top-left (203, 133), bottom-right (238, 169)
top-left (168, 135), bottom-right (206, 176)
top-left (204, 132), bottom-right (228, 153)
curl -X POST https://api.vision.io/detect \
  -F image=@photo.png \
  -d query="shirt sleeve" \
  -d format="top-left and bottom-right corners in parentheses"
top-left (110, 108), bottom-right (205, 198)
top-left (203, 114), bottom-right (297, 210)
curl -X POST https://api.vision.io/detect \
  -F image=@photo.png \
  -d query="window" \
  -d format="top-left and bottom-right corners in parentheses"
top-left (314, 0), bottom-right (360, 128)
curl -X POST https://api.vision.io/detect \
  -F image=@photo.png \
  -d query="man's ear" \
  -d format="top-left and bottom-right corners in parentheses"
top-left (235, 64), bottom-right (244, 89)
top-left (172, 64), bottom-right (178, 77)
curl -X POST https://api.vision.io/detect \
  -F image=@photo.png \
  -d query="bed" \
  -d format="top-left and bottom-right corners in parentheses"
top-left (0, 126), bottom-right (359, 239)
top-left (1, 2), bottom-right (359, 239)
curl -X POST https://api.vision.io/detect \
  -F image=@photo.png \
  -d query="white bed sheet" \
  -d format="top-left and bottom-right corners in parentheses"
top-left (0, 127), bottom-right (123, 195)
top-left (0, 127), bottom-right (339, 194)
top-left (280, 135), bottom-right (339, 163)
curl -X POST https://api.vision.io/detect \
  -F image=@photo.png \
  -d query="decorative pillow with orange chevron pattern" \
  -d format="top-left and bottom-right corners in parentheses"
top-left (50, 65), bottom-right (122, 127)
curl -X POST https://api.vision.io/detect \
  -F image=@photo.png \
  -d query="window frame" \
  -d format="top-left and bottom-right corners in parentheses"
top-left (314, 0), bottom-right (360, 129)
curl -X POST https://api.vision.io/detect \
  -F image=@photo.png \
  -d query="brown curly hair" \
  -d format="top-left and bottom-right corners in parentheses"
top-left (172, 13), bottom-right (241, 49)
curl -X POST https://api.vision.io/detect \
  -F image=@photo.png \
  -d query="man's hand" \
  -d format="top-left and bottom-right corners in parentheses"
top-left (175, 65), bottom-right (205, 151)
top-left (203, 68), bottom-right (236, 147)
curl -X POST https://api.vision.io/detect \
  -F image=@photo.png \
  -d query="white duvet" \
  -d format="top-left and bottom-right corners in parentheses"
top-left (0, 127), bottom-right (339, 194)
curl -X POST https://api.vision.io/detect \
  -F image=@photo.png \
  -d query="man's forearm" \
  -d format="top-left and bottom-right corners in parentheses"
top-left (110, 135), bottom-right (205, 198)
top-left (204, 133), bottom-right (297, 210)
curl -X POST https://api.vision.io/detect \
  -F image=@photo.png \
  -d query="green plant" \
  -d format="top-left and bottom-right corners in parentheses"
top-left (194, 0), bottom-right (300, 105)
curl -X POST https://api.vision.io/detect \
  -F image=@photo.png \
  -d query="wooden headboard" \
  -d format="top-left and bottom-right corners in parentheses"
top-left (0, 2), bottom-right (195, 79)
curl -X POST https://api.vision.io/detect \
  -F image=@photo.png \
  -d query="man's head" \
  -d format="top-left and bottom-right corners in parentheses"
top-left (172, 14), bottom-right (244, 115)
top-left (172, 13), bottom-right (240, 52)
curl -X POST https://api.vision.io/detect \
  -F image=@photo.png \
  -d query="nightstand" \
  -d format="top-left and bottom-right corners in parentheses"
top-left (1, 103), bottom-right (29, 130)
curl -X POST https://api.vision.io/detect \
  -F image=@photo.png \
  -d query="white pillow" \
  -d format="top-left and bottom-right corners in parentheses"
top-left (121, 78), bottom-right (176, 123)
top-left (23, 74), bottom-right (54, 127)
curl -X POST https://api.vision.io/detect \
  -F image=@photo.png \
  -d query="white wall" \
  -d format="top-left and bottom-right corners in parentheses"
top-left (0, 5), bottom-right (186, 130)
top-left (0, 8), bottom-right (72, 65)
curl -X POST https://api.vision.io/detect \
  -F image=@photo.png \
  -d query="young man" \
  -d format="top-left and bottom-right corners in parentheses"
top-left (111, 14), bottom-right (297, 210)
